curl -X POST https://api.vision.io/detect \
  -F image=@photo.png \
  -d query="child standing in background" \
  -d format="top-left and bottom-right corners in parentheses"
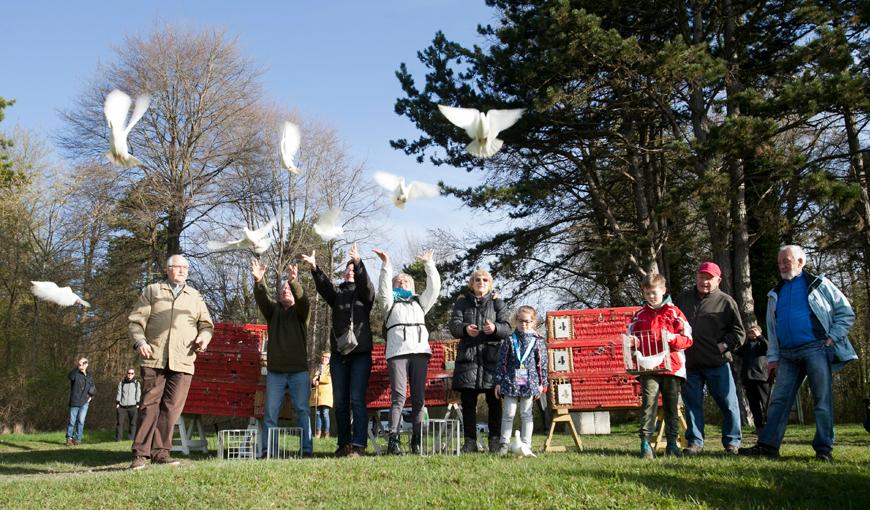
top-left (494, 305), bottom-right (548, 455)
top-left (311, 351), bottom-right (333, 438)
top-left (628, 273), bottom-right (693, 459)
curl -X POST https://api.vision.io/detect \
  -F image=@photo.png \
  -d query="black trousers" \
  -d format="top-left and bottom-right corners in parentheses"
top-left (460, 388), bottom-right (501, 442)
top-left (116, 405), bottom-right (138, 441)
top-left (744, 379), bottom-right (770, 429)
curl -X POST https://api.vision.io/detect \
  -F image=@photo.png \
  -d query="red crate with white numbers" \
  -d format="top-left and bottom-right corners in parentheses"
top-left (546, 307), bottom-right (643, 411)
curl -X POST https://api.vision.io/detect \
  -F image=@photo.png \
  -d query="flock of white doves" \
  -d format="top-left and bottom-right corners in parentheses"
top-left (30, 90), bottom-right (526, 308)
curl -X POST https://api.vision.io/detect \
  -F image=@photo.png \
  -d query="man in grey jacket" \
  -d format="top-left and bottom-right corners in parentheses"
top-left (116, 368), bottom-right (141, 441)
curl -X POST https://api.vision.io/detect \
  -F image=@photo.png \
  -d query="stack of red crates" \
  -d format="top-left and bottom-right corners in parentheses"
top-left (365, 341), bottom-right (454, 410)
top-left (546, 307), bottom-right (642, 410)
top-left (183, 323), bottom-right (266, 417)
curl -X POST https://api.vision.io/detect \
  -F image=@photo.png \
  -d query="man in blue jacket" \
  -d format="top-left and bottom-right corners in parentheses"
top-left (740, 245), bottom-right (856, 461)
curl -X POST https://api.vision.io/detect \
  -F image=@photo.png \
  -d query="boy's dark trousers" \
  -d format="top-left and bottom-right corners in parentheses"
top-left (639, 374), bottom-right (682, 441)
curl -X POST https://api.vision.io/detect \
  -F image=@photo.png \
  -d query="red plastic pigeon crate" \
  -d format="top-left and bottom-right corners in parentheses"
top-left (183, 322), bottom-right (266, 417)
top-left (546, 307), bottom-right (643, 411)
top-left (365, 340), bottom-right (456, 410)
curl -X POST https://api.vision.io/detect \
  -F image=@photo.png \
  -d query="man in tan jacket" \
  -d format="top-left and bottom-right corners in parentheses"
top-left (128, 254), bottom-right (213, 470)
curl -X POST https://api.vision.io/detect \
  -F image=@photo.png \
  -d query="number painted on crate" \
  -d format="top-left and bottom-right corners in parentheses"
top-left (552, 317), bottom-right (571, 339)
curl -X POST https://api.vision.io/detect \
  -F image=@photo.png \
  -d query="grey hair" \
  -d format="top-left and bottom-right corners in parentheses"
top-left (779, 245), bottom-right (806, 261)
top-left (165, 254), bottom-right (188, 267)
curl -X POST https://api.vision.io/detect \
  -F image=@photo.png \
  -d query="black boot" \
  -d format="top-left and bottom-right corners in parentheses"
top-left (387, 433), bottom-right (404, 455)
top-left (410, 423), bottom-right (422, 454)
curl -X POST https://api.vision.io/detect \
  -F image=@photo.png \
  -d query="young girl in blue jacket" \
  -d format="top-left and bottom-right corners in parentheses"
top-left (494, 305), bottom-right (548, 454)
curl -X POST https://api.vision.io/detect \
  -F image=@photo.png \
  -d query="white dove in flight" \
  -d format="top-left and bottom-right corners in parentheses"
top-left (104, 89), bottom-right (150, 167)
top-left (280, 121), bottom-right (301, 174)
top-left (437, 105), bottom-right (525, 158)
top-left (509, 431), bottom-right (536, 458)
top-left (313, 208), bottom-right (344, 241)
top-left (31, 281), bottom-right (91, 308)
top-left (207, 217), bottom-right (277, 255)
top-left (373, 171), bottom-right (439, 209)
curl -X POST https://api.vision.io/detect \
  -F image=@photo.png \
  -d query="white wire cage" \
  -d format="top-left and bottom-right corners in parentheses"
top-left (419, 418), bottom-right (461, 456)
top-left (266, 427), bottom-right (303, 459)
top-left (217, 429), bottom-right (258, 460)
top-left (622, 329), bottom-right (672, 374)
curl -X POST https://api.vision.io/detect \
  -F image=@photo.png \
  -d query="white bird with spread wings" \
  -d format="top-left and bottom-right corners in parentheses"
top-left (104, 89), bottom-right (150, 167)
top-left (373, 171), bottom-right (439, 209)
top-left (207, 217), bottom-right (277, 255)
top-left (31, 281), bottom-right (91, 308)
top-left (280, 121), bottom-right (301, 174)
top-left (437, 105), bottom-right (525, 158)
top-left (313, 207), bottom-right (344, 241)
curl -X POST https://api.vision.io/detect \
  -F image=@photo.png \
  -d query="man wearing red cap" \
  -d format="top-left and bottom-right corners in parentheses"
top-left (674, 261), bottom-right (746, 455)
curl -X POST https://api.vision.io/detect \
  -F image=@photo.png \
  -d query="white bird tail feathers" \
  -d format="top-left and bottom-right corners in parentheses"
top-left (313, 208), bottom-right (344, 241)
top-left (30, 281), bottom-right (90, 308)
top-left (280, 121), bottom-right (301, 174)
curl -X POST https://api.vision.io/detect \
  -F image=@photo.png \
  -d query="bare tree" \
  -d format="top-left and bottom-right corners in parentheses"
top-left (57, 25), bottom-right (268, 264)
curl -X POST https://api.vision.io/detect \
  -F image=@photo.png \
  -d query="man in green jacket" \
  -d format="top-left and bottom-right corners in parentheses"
top-left (251, 258), bottom-right (312, 457)
top-left (127, 255), bottom-right (214, 470)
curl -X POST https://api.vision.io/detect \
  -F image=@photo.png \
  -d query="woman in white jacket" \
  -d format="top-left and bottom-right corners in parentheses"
top-left (373, 248), bottom-right (441, 454)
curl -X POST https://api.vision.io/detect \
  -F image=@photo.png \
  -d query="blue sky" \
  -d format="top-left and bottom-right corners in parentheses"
top-left (2, 1), bottom-right (504, 262)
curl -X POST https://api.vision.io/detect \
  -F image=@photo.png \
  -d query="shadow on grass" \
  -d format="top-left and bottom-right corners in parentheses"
top-left (554, 457), bottom-right (870, 508)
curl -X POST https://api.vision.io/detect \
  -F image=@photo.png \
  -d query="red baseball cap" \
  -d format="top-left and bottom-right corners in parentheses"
top-left (697, 261), bottom-right (721, 277)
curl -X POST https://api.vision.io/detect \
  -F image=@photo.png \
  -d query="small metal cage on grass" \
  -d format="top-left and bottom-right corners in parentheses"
top-left (622, 329), bottom-right (671, 374)
top-left (266, 427), bottom-right (303, 459)
top-left (418, 418), bottom-right (460, 456)
top-left (217, 429), bottom-right (258, 460)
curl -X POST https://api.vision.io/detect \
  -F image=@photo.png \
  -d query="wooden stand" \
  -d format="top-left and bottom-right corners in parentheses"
top-left (171, 414), bottom-right (209, 455)
top-left (651, 405), bottom-right (688, 451)
top-left (542, 409), bottom-right (583, 452)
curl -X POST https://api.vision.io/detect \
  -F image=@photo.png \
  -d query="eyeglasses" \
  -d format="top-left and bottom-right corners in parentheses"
top-left (518, 319), bottom-right (534, 324)
top-left (473, 278), bottom-right (490, 282)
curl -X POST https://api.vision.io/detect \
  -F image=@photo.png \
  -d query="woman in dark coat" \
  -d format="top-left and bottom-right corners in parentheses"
top-left (449, 269), bottom-right (511, 452)
top-left (301, 243), bottom-right (375, 457)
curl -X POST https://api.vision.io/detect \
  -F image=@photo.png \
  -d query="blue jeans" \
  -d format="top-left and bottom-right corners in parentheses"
top-left (759, 340), bottom-right (834, 454)
top-left (314, 406), bottom-right (330, 435)
top-left (682, 364), bottom-right (742, 449)
top-left (67, 402), bottom-right (89, 441)
top-left (261, 370), bottom-right (312, 455)
top-left (331, 352), bottom-right (372, 448)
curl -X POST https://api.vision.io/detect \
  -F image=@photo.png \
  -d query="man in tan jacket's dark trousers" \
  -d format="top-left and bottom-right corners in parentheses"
top-left (127, 254), bottom-right (213, 470)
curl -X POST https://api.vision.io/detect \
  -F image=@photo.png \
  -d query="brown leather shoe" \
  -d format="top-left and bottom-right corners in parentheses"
top-left (129, 456), bottom-right (148, 470)
top-left (65, 438), bottom-right (73, 446)
top-left (152, 455), bottom-right (181, 466)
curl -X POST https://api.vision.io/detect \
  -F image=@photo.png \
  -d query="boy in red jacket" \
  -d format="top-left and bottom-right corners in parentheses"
top-left (627, 273), bottom-right (693, 458)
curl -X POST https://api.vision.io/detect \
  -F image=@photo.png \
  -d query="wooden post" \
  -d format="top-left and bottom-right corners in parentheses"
top-left (542, 409), bottom-right (583, 452)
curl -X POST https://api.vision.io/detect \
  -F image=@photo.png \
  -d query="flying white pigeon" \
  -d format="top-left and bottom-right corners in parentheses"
top-left (437, 105), bottom-right (526, 158)
top-left (635, 350), bottom-right (668, 371)
top-left (373, 171), bottom-right (439, 209)
top-left (509, 430), bottom-right (536, 458)
top-left (104, 89), bottom-right (150, 167)
top-left (207, 217), bottom-right (277, 255)
top-left (313, 207), bottom-right (344, 241)
top-left (30, 281), bottom-right (91, 308)
top-left (280, 121), bottom-right (301, 174)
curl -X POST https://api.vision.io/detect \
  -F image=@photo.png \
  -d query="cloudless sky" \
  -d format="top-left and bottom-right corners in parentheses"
top-left (1, 0), bottom-right (505, 264)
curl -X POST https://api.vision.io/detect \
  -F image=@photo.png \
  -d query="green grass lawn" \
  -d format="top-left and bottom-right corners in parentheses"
top-left (1, 423), bottom-right (869, 509)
